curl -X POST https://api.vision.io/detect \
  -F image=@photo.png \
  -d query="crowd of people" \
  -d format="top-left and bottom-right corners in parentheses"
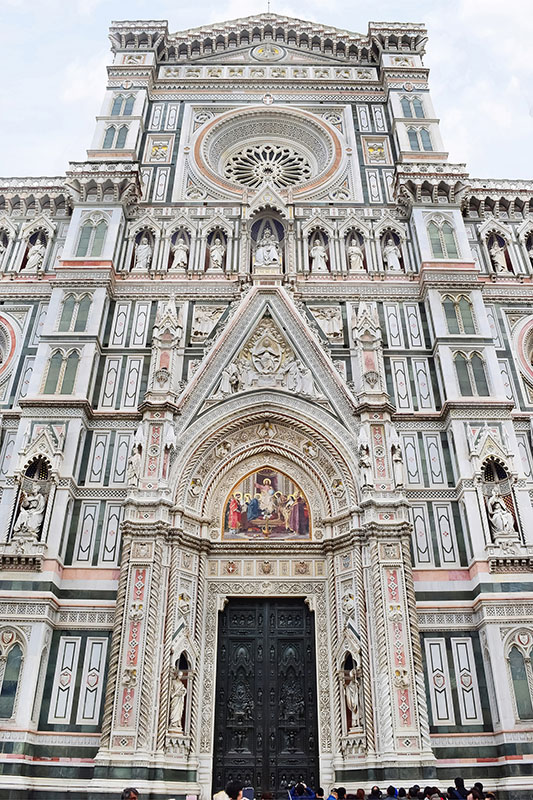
top-left (119, 777), bottom-right (496, 800)
top-left (289, 780), bottom-right (495, 800)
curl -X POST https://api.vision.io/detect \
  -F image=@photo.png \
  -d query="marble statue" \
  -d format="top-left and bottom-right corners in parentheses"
top-left (383, 237), bottom-right (402, 271)
top-left (170, 237), bottom-right (189, 271)
top-left (391, 442), bottom-right (405, 489)
top-left (218, 362), bottom-right (240, 395)
top-left (25, 240), bottom-right (46, 272)
top-left (134, 236), bottom-right (152, 270)
top-left (487, 488), bottom-right (515, 536)
top-left (489, 241), bottom-right (508, 273)
top-left (127, 447), bottom-right (141, 487)
top-left (347, 241), bottom-right (365, 271)
top-left (209, 237), bottom-right (225, 270)
top-left (358, 443), bottom-right (373, 488)
top-left (13, 486), bottom-right (46, 536)
top-left (254, 229), bottom-right (281, 268)
top-left (310, 241), bottom-right (328, 272)
top-left (169, 670), bottom-right (187, 730)
top-left (345, 667), bottom-right (362, 730)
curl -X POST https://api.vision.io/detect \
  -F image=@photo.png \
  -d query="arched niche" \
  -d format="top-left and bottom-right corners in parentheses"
top-left (221, 465), bottom-right (311, 540)
top-left (250, 214), bottom-right (285, 275)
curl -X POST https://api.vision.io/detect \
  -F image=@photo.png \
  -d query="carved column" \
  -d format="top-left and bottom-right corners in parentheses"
top-left (366, 525), bottom-right (434, 768)
top-left (96, 521), bottom-right (169, 762)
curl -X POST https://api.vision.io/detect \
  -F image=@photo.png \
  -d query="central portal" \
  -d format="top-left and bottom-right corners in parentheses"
top-left (212, 598), bottom-right (319, 798)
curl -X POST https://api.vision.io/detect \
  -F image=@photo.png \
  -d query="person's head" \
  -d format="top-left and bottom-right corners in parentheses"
top-left (447, 788), bottom-right (456, 799)
top-left (454, 779), bottom-right (465, 790)
top-left (356, 790), bottom-right (366, 800)
top-left (369, 788), bottom-right (381, 799)
top-left (386, 787), bottom-right (396, 798)
top-left (225, 781), bottom-right (243, 800)
top-left (473, 785), bottom-right (483, 795)
top-left (316, 789), bottom-right (324, 799)
top-left (398, 790), bottom-right (407, 798)
top-left (121, 790), bottom-right (139, 800)
top-left (337, 788), bottom-right (346, 800)
top-left (295, 784), bottom-right (306, 797)
top-left (466, 792), bottom-right (483, 800)
top-left (429, 790), bottom-right (440, 799)
top-left (424, 789), bottom-right (432, 799)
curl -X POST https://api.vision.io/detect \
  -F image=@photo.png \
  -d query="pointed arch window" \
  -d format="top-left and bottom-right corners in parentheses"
top-left (43, 350), bottom-right (80, 395)
top-left (58, 294), bottom-right (92, 333)
top-left (412, 97), bottom-right (424, 118)
top-left (102, 125), bottom-right (129, 150)
top-left (401, 96), bottom-right (413, 117)
top-left (506, 632), bottom-right (533, 720)
top-left (111, 94), bottom-right (135, 116)
top-left (454, 352), bottom-right (489, 396)
top-left (401, 96), bottom-right (425, 119)
top-left (76, 218), bottom-right (108, 257)
top-left (408, 127), bottom-right (433, 152)
top-left (0, 643), bottom-right (23, 719)
top-left (102, 126), bottom-right (116, 149)
top-left (443, 295), bottom-right (476, 335)
top-left (429, 220), bottom-right (459, 259)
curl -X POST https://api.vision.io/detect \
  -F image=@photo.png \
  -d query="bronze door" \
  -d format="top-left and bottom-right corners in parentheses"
top-left (212, 598), bottom-right (319, 799)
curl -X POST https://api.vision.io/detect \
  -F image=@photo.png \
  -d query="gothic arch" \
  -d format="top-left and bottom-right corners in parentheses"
top-left (170, 401), bottom-right (359, 534)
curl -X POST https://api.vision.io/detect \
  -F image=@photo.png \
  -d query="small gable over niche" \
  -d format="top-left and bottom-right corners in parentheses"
top-left (222, 466), bottom-right (311, 540)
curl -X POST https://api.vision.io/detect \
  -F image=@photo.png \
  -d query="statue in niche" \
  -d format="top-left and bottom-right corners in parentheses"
top-left (489, 239), bottom-right (509, 273)
top-left (391, 441), bottom-right (405, 489)
top-left (134, 236), bottom-right (152, 270)
top-left (127, 447), bottom-right (142, 487)
top-left (347, 239), bottom-right (365, 271)
top-left (209, 237), bottom-right (225, 270)
top-left (254, 228), bottom-right (281, 269)
top-left (13, 486), bottom-right (46, 536)
top-left (25, 238), bottom-right (46, 272)
top-left (169, 669), bottom-right (187, 731)
top-left (310, 240), bottom-right (328, 272)
top-left (170, 237), bottom-right (189, 271)
top-left (487, 488), bottom-right (516, 536)
top-left (382, 236), bottom-right (402, 271)
top-left (358, 442), bottom-right (373, 488)
top-left (345, 666), bottom-right (362, 730)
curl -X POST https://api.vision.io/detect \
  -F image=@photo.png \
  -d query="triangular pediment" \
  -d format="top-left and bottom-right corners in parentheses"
top-left (177, 287), bottom-right (357, 424)
top-left (166, 13), bottom-right (373, 65)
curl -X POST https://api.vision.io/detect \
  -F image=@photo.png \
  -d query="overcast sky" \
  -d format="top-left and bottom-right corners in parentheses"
top-left (1, 0), bottom-right (532, 180)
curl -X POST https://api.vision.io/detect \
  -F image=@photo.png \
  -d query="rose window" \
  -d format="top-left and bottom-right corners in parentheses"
top-left (223, 144), bottom-right (313, 189)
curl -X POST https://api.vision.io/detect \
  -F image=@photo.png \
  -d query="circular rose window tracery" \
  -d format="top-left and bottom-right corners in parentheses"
top-left (192, 106), bottom-right (344, 198)
top-left (223, 144), bottom-right (312, 189)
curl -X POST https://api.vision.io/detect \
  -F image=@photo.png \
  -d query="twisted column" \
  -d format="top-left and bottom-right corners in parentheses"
top-left (100, 535), bottom-right (132, 747)
top-left (354, 541), bottom-right (375, 752)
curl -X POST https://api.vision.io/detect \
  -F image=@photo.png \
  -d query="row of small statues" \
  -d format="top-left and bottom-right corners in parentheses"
top-left (3, 233), bottom-right (532, 276)
top-left (132, 233), bottom-right (404, 272)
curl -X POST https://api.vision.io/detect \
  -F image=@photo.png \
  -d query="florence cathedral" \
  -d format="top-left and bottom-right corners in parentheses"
top-left (0, 13), bottom-right (533, 800)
